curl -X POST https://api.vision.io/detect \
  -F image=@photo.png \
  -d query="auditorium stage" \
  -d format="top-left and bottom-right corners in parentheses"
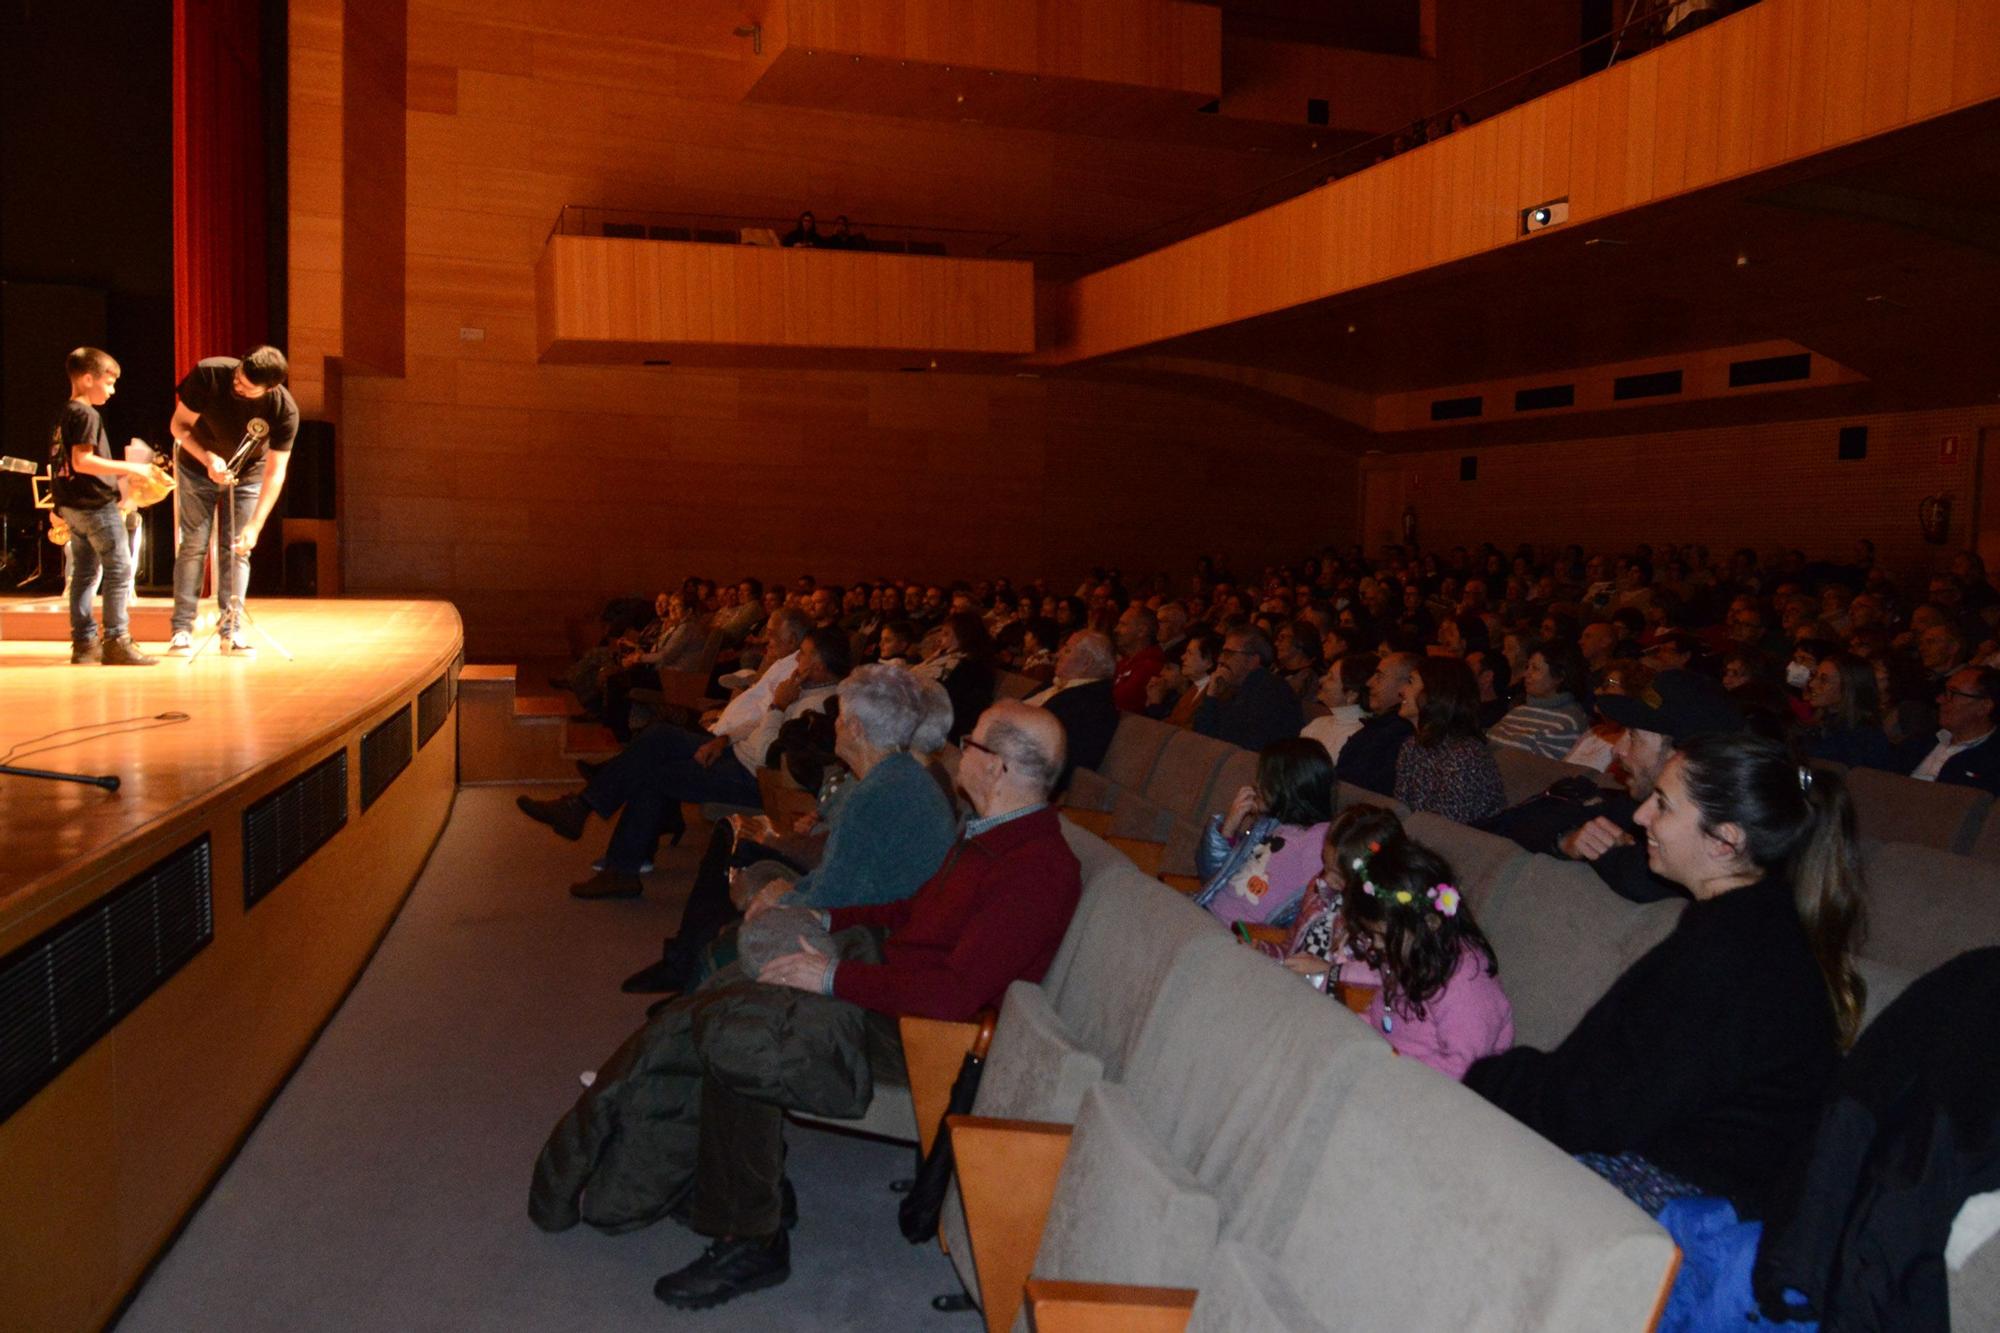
top-left (0, 596), bottom-right (461, 906)
top-left (0, 595), bottom-right (464, 1331)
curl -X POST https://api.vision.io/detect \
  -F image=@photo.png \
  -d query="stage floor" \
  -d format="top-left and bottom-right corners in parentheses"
top-left (0, 596), bottom-right (462, 909)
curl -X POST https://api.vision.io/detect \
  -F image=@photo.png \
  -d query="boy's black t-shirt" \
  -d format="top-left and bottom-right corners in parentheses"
top-left (49, 399), bottom-right (119, 510)
top-left (176, 357), bottom-right (299, 482)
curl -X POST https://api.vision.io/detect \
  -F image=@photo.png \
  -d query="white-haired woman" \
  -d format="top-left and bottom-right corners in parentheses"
top-left (747, 663), bottom-right (960, 914)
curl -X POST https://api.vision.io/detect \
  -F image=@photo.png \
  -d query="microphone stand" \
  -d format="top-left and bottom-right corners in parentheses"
top-left (0, 762), bottom-right (120, 791)
top-left (186, 425), bottom-right (294, 664)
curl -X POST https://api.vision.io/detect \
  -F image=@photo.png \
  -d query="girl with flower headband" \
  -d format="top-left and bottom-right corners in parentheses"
top-left (1336, 832), bottom-right (1514, 1080)
top-left (1257, 803), bottom-right (1405, 975)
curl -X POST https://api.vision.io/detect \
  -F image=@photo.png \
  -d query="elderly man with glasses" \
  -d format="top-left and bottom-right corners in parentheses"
top-left (535, 701), bottom-right (1082, 1311)
top-left (1192, 627), bottom-right (1304, 751)
top-left (1908, 666), bottom-right (2000, 794)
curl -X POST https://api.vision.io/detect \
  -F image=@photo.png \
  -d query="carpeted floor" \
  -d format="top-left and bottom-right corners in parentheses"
top-left (117, 787), bottom-right (972, 1331)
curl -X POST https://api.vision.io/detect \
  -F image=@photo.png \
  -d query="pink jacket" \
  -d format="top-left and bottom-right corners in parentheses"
top-left (1358, 945), bottom-right (1514, 1080)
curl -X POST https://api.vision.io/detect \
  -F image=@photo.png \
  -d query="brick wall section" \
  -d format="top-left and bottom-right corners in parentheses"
top-left (1360, 406), bottom-right (2000, 575)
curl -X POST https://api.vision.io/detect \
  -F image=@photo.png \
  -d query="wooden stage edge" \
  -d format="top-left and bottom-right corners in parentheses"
top-left (0, 596), bottom-right (464, 1332)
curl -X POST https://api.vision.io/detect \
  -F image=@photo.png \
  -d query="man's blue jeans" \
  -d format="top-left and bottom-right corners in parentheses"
top-left (584, 723), bottom-right (762, 872)
top-left (172, 457), bottom-right (261, 636)
top-left (57, 502), bottom-right (134, 644)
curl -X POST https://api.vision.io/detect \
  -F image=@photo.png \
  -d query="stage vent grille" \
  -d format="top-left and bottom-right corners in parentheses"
top-left (360, 707), bottom-right (413, 811)
top-left (0, 837), bottom-right (214, 1125)
top-left (244, 751), bottom-right (350, 910)
top-left (418, 671), bottom-right (452, 749)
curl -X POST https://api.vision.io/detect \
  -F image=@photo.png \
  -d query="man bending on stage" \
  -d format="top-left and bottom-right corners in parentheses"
top-left (165, 345), bottom-right (299, 657)
top-left (51, 348), bottom-right (158, 666)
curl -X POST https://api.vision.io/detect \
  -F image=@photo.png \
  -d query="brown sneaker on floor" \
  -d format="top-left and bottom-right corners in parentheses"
top-left (569, 869), bottom-right (644, 900)
top-left (102, 636), bottom-right (159, 666)
top-left (72, 640), bottom-right (103, 664)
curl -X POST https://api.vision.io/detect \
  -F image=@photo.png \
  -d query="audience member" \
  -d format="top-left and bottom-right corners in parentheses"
top-left (1392, 656), bottom-right (1505, 823)
top-left (1467, 732), bottom-right (1865, 1217)
top-left (1798, 652), bottom-right (1898, 771)
top-left (1337, 832), bottom-right (1513, 1079)
top-left (516, 610), bottom-right (817, 895)
top-left (1908, 665), bottom-right (2000, 793)
top-left (1110, 604), bottom-right (1165, 712)
top-left (913, 610), bottom-right (996, 741)
top-left (1193, 737), bottom-right (1337, 931)
top-left (622, 702), bottom-right (1081, 1309)
top-left (1336, 652), bottom-right (1418, 796)
top-left (1488, 640), bottom-right (1591, 760)
top-left (1301, 653), bottom-right (1374, 765)
top-left (1028, 630), bottom-right (1120, 787)
top-left (1194, 627), bottom-right (1305, 751)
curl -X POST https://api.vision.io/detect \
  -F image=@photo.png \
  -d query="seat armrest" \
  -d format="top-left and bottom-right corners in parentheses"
top-left (950, 1116), bottom-right (1074, 1333)
top-left (899, 1010), bottom-right (994, 1159)
top-left (1105, 835), bottom-right (1166, 877)
top-left (1065, 808), bottom-right (1115, 837)
top-left (1023, 1280), bottom-right (1196, 1333)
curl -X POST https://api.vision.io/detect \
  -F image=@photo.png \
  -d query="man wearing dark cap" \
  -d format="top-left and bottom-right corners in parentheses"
top-left (1477, 670), bottom-right (1743, 903)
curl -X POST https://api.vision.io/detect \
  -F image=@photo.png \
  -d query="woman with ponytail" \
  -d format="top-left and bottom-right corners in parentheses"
top-left (1465, 731), bottom-right (1866, 1216)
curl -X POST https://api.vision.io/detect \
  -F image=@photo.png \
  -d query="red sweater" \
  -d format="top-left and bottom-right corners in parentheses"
top-left (829, 805), bottom-right (1082, 1021)
top-left (1113, 644), bottom-right (1166, 713)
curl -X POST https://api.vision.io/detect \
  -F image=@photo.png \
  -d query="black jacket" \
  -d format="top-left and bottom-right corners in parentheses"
top-left (1041, 678), bottom-right (1119, 791)
top-left (1465, 877), bottom-right (1839, 1215)
top-left (1932, 730), bottom-right (2000, 796)
top-left (1193, 666), bottom-right (1304, 752)
top-left (1476, 778), bottom-right (1685, 904)
top-left (1753, 947), bottom-right (2000, 1330)
top-left (1333, 713), bottom-right (1414, 798)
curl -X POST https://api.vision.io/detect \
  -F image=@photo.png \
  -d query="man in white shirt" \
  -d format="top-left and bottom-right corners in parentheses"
top-left (1908, 666), bottom-right (2000, 793)
top-left (1301, 654), bottom-right (1373, 765)
top-left (518, 611), bottom-right (819, 891)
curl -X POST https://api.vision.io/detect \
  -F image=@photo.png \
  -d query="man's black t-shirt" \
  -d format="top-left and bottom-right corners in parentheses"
top-left (176, 357), bottom-right (299, 483)
top-left (49, 399), bottom-right (119, 510)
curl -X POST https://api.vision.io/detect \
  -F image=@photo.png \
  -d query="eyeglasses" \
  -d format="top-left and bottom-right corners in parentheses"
top-left (1218, 647), bottom-right (1257, 659)
top-left (1942, 688), bottom-right (1989, 702)
top-left (959, 736), bottom-right (1005, 766)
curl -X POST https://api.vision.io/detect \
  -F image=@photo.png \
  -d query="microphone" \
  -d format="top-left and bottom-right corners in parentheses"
top-left (0, 456), bottom-right (37, 475)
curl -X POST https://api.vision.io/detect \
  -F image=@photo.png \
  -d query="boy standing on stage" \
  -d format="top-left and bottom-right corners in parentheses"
top-left (165, 345), bottom-right (298, 657)
top-left (51, 348), bottom-right (159, 666)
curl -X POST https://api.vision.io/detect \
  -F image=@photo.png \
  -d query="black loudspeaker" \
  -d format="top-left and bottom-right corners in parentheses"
top-left (284, 539), bottom-right (318, 595)
top-left (286, 419), bottom-right (336, 520)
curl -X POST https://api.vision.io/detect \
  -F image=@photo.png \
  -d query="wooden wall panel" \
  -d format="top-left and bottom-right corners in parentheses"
top-left (341, 0), bottom-right (407, 377)
top-left (1358, 405), bottom-right (2000, 573)
top-left (536, 238), bottom-right (1035, 361)
top-left (782, 0), bottom-right (1220, 95)
top-left (342, 365), bottom-right (1355, 659)
top-left (1039, 0), bottom-right (2000, 366)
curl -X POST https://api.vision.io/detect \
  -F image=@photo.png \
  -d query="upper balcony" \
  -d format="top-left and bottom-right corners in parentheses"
top-left (534, 208), bottom-right (1036, 369)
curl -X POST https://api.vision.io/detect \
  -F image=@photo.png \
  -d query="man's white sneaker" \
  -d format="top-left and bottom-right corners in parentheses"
top-left (166, 631), bottom-right (195, 657)
top-left (221, 637), bottom-right (258, 659)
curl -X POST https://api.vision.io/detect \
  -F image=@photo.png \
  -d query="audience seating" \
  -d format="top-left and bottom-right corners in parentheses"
top-left (952, 814), bottom-right (1679, 1333)
top-left (772, 709), bottom-right (2000, 1325)
top-left (1027, 1055), bottom-right (1681, 1332)
top-left (941, 824), bottom-right (1235, 1310)
top-left (1475, 854), bottom-right (1686, 1049)
top-left (1842, 766), bottom-right (1993, 854)
top-left (1491, 744), bottom-right (1605, 806)
top-left (994, 670), bottom-right (1042, 700)
top-left (1400, 811), bottom-right (1531, 915)
top-left (1966, 804), bottom-right (2000, 865)
top-left (1858, 842), bottom-right (2000, 978)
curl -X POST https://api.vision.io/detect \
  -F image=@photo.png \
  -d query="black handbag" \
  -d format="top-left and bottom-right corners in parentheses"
top-left (897, 1015), bottom-right (996, 1243)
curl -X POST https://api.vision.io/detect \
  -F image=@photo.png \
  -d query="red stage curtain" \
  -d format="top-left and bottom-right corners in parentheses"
top-left (173, 0), bottom-right (269, 374)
